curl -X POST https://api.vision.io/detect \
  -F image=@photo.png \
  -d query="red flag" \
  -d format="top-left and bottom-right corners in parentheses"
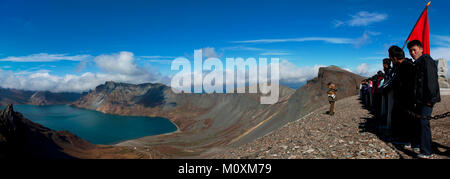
top-left (406, 4), bottom-right (430, 55)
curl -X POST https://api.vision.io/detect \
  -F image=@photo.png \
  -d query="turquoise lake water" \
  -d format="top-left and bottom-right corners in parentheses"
top-left (7, 105), bottom-right (177, 145)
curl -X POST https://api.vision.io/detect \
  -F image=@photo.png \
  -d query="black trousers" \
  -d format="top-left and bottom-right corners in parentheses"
top-left (415, 104), bottom-right (433, 155)
top-left (391, 103), bottom-right (415, 142)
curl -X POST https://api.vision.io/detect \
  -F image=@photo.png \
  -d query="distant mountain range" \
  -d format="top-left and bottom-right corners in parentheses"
top-left (0, 65), bottom-right (365, 158)
top-left (0, 88), bottom-right (85, 106)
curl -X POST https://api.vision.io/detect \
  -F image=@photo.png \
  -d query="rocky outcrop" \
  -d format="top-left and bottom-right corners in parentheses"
top-left (437, 58), bottom-right (449, 88)
top-left (0, 88), bottom-right (85, 106)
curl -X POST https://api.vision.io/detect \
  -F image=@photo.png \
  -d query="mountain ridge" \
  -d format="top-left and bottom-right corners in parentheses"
top-left (0, 88), bottom-right (85, 106)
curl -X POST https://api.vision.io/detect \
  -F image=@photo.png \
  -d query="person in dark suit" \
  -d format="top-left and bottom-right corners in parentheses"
top-left (388, 46), bottom-right (415, 146)
top-left (408, 40), bottom-right (441, 159)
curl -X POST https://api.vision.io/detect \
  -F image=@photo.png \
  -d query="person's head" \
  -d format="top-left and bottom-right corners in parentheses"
top-left (407, 40), bottom-right (424, 60)
top-left (388, 45), bottom-right (405, 64)
top-left (328, 82), bottom-right (335, 88)
top-left (383, 58), bottom-right (391, 69)
top-left (377, 71), bottom-right (383, 76)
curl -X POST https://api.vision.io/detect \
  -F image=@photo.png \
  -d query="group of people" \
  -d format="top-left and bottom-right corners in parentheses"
top-left (359, 40), bottom-right (441, 159)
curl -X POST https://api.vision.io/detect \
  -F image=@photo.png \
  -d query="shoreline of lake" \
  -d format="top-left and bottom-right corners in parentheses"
top-left (4, 104), bottom-right (177, 145)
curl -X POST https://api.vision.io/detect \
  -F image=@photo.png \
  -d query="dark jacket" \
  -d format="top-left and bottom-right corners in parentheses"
top-left (393, 58), bottom-right (416, 109)
top-left (381, 65), bottom-right (397, 92)
top-left (414, 54), bottom-right (441, 105)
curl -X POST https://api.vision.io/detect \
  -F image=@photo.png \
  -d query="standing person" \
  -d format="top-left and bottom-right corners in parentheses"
top-left (327, 82), bottom-right (337, 116)
top-left (374, 71), bottom-right (384, 119)
top-left (362, 80), bottom-right (369, 106)
top-left (380, 59), bottom-right (392, 124)
top-left (388, 46), bottom-right (415, 145)
top-left (408, 40), bottom-right (441, 159)
top-left (382, 57), bottom-right (398, 136)
top-left (368, 80), bottom-right (373, 108)
top-left (360, 81), bottom-right (364, 100)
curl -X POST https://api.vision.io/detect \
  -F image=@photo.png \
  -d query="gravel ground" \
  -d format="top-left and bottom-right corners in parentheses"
top-left (213, 95), bottom-right (450, 159)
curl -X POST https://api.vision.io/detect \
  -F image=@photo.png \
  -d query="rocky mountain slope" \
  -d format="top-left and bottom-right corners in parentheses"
top-left (213, 95), bottom-right (450, 159)
top-left (0, 88), bottom-right (84, 106)
top-left (230, 65), bottom-right (365, 147)
top-left (72, 66), bottom-right (365, 158)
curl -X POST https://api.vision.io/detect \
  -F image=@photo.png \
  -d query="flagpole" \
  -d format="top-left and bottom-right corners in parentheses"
top-left (402, 1), bottom-right (431, 50)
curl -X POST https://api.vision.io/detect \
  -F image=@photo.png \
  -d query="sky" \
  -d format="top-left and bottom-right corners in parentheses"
top-left (1, 0), bottom-right (450, 92)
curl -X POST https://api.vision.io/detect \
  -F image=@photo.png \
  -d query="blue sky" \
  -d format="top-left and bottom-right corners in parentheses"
top-left (1, 0), bottom-right (450, 91)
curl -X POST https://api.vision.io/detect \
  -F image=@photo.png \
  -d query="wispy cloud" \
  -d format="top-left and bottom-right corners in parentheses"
top-left (334, 11), bottom-right (388, 27)
top-left (183, 47), bottom-right (224, 59)
top-left (359, 56), bottom-right (386, 61)
top-left (0, 53), bottom-right (92, 62)
top-left (432, 47), bottom-right (450, 60)
top-left (221, 46), bottom-right (291, 56)
top-left (221, 46), bottom-right (265, 51)
top-left (201, 47), bottom-right (221, 58)
top-left (432, 35), bottom-right (450, 47)
top-left (139, 56), bottom-right (177, 64)
top-left (232, 37), bottom-right (355, 44)
top-left (146, 59), bottom-right (174, 64)
top-left (232, 31), bottom-right (379, 48)
top-left (260, 52), bottom-right (291, 56)
top-left (430, 35), bottom-right (450, 61)
top-left (139, 56), bottom-right (176, 59)
top-left (354, 31), bottom-right (381, 48)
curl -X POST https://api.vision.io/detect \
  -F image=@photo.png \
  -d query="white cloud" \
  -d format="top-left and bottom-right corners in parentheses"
top-left (94, 51), bottom-right (145, 75)
top-left (335, 11), bottom-right (388, 27)
top-left (355, 63), bottom-right (370, 76)
top-left (0, 51), bottom-right (170, 93)
top-left (169, 59), bottom-right (323, 90)
top-left (354, 63), bottom-right (382, 77)
top-left (279, 60), bottom-right (325, 84)
top-left (0, 53), bottom-right (92, 62)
